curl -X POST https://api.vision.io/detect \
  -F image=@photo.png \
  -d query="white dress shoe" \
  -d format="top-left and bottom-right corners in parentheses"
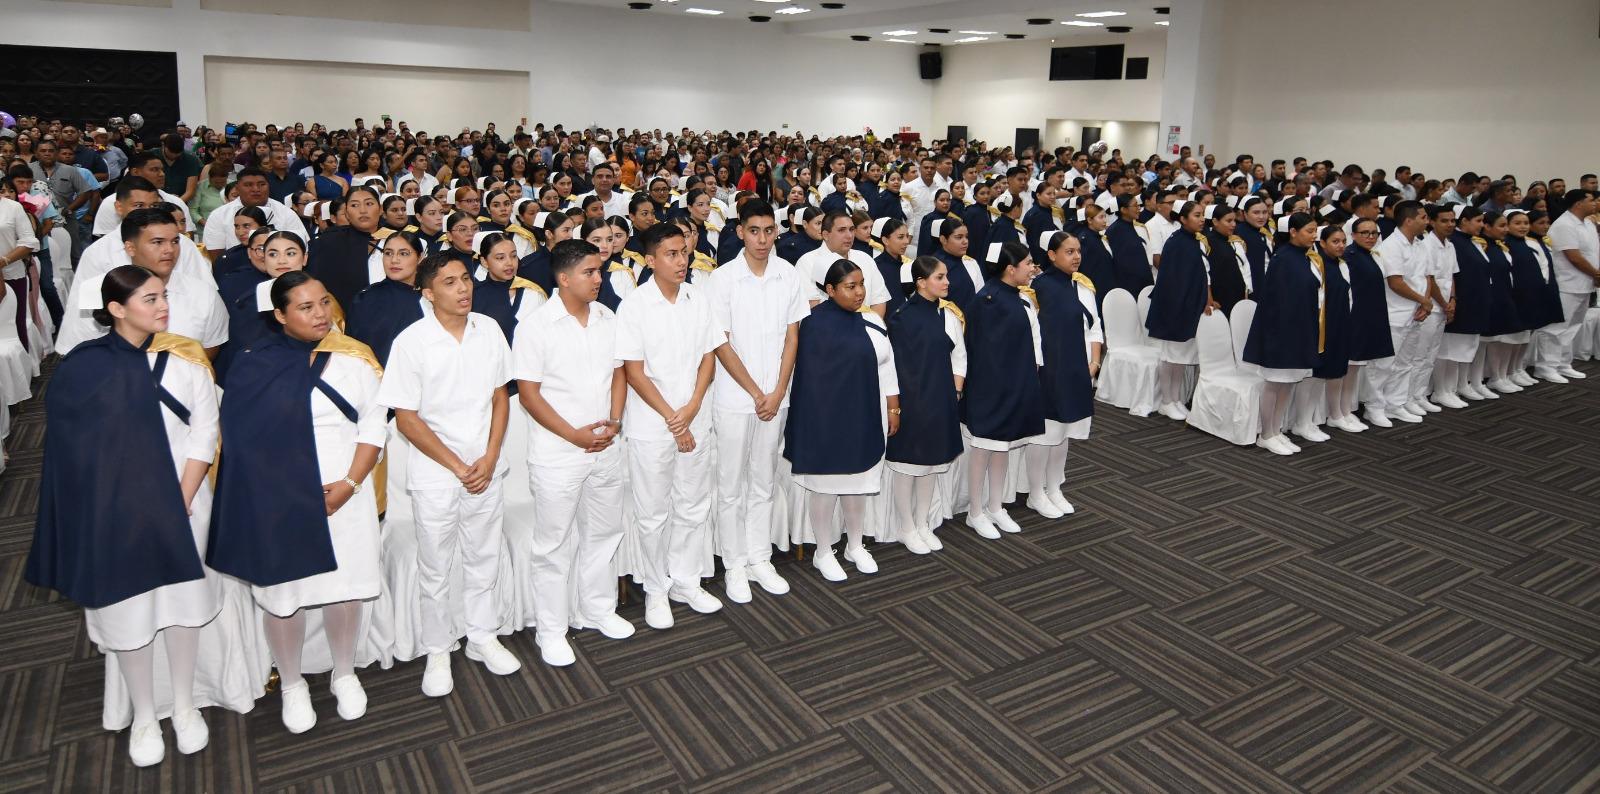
top-left (127, 721), bottom-right (165, 768)
top-left (467, 638), bottom-right (522, 675)
top-left (723, 567), bottom-right (754, 603)
top-left (1417, 398), bottom-right (1442, 413)
top-left (1404, 401), bottom-right (1431, 416)
top-left (920, 527), bottom-right (944, 551)
top-left (1343, 415), bottom-right (1369, 432)
top-left (1433, 391), bottom-right (1468, 409)
top-left (747, 562), bottom-right (791, 595)
top-left (1488, 377), bottom-right (1520, 394)
top-left (812, 551), bottom-right (847, 581)
top-left (536, 633), bottom-right (576, 667)
top-left (669, 584), bottom-right (724, 614)
top-left (1532, 366), bottom-right (1569, 384)
top-left (590, 613), bottom-right (636, 640)
top-left (421, 651), bottom-right (453, 696)
top-left (1478, 385), bottom-right (1502, 399)
top-left (843, 544), bottom-right (878, 574)
top-left (1363, 409), bottom-right (1394, 428)
top-left (280, 679), bottom-right (317, 734)
top-left (1026, 493), bottom-right (1064, 519)
top-left (1256, 435), bottom-right (1294, 456)
top-left (967, 511), bottom-right (1001, 539)
top-left (172, 708), bottom-right (208, 754)
top-left (644, 594), bottom-right (674, 630)
top-left (1389, 407), bottom-right (1423, 423)
top-left (900, 527), bottom-right (930, 554)
top-left (1558, 365), bottom-right (1586, 379)
top-left (330, 675), bottom-right (367, 721)
top-left (1281, 436), bottom-right (1303, 453)
top-left (1325, 416), bottom-right (1353, 432)
top-left (1046, 488), bottom-right (1076, 515)
top-left (1291, 423), bottom-right (1330, 442)
top-left (1511, 371), bottom-right (1538, 386)
top-left (1459, 383), bottom-right (1486, 400)
top-left (989, 509), bottom-right (1022, 534)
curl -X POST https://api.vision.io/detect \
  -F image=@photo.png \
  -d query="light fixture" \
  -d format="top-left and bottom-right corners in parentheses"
top-left (1026, 18), bottom-right (1051, 25)
top-left (627, 2), bottom-right (650, 8)
top-left (820, 2), bottom-right (844, 8)
top-left (1061, 20), bottom-right (1103, 26)
top-left (749, 14), bottom-right (771, 21)
top-left (1107, 25), bottom-right (1131, 32)
top-left (958, 30), bottom-right (997, 35)
top-left (882, 29), bottom-right (916, 36)
top-left (1077, 11), bottom-right (1126, 17)
top-left (850, 34), bottom-right (870, 41)
top-left (1004, 33), bottom-right (1024, 39)
top-left (774, 6), bottom-right (809, 14)
top-left (886, 38), bottom-right (916, 43)
top-left (684, 7), bottom-right (722, 13)
top-left (928, 27), bottom-right (950, 33)
top-left (1154, 20), bottom-right (1168, 25)
top-left (953, 36), bottom-right (988, 43)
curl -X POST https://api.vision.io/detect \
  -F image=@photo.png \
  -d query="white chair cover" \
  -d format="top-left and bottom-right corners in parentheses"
top-left (1578, 306), bottom-right (1600, 361)
top-left (1095, 288), bottom-right (1160, 416)
top-left (49, 227), bottom-right (73, 299)
top-left (1185, 310), bottom-right (1261, 444)
top-left (0, 287), bottom-right (35, 405)
top-left (1230, 299), bottom-right (1260, 376)
top-left (1136, 285), bottom-right (1157, 348)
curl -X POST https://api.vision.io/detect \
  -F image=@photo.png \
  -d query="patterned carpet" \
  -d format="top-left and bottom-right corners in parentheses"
top-left (2, 358), bottom-right (1600, 793)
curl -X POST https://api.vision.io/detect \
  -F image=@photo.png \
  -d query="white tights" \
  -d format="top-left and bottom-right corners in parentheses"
top-left (264, 601), bottom-right (364, 689)
top-left (1346, 363), bottom-right (1365, 415)
top-left (890, 471), bottom-right (937, 536)
top-left (1323, 375), bottom-right (1354, 421)
top-left (115, 625), bottom-right (201, 727)
top-left (1025, 441), bottom-right (1069, 496)
top-left (1258, 381), bottom-right (1292, 440)
top-left (1157, 362), bottom-right (1188, 406)
top-left (965, 448), bottom-right (1009, 517)
top-left (1487, 341), bottom-right (1521, 381)
top-left (808, 492), bottom-right (866, 554)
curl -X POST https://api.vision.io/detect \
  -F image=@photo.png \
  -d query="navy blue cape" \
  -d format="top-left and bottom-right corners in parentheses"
top-left (783, 301), bottom-right (884, 475)
top-left (885, 294), bottom-right (962, 466)
top-left (961, 281), bottom-right (1045, 441)
top-left (1343, 246), bottom-right (1396, 361)
top-left (1145, 231), bottom-right (1209, 342)
top-left (1034, 269), bottom-right (1096, 423)
top-left (1243, 244), bottom-right (1323, 371)
top-left (345, 278), bottom-right (424, 367)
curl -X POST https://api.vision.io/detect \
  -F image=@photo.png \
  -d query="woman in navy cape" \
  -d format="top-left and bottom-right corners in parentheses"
top-left (928, 217), bottom-right (985, 310)
top-left (1145, 200), bottom-right (1216, 422)
top-left (470, 231), bottom-right (548, 346)
top-left (211, 205), bottom-right (270, 281)
top-left (784, 258), bottom-right (900, 582)
top-left (1026, 232), bottom-right (1102, 520)
top-left (346, 231), bottom-right (427, 367)
top-left (778, 206), bottom-right (824, 264)
top-left (961, 241), bottom-right (1045, 540)
top-left (1477, 211), bottom-right (1528, 393)
top-left (1445, 206), bottom-right (1494, 397)
top-left (1309, 226), bottom-right (1366, 435)
top-left (984, 193), bottom-right (1026, 251)
top-left (885, 256), bottom-right (966, 555)
top-left (916, 189), bottom-right (959, 253)
top-left (1022, 183), bottom-right (1062, 265)
top-left (1505, 211), bottom-right (1566, 381)
top-left (1243, 213), bottom-right (1324, 455)
top-left (1341, 218), bottom-right (1395, 424)
top-left (1204, 204), bottom-right (1250, 315)
top-left (213, 227), bottom-right (274, 384)
top-left (961, 183), bottom-right (994, 257)
top-left (871, 217), bottom-right (913, 316)
top-left (307, 185), bottom-right (383, 310)
top-left (1079, 203), bottom-right (1123, 311)
top-left (26, 264), bottom-right (222, 767)
top-left (1106, 195), bottom-right (1153, 297)
top-left (210, 271), bottom-right (385, 735)
top-left (1235, 196), bottom-right (1274, 290)
top-left (868, 170), bottom-right (907, 223)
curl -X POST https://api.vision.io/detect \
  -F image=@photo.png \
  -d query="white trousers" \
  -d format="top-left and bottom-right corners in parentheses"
top-left (1409, 313), bottom-right (1444, 401)
top-left (1533, 292), bottom-right (1591, 369)
top-left (714, 408), bottom-right (786, 568)
top-left (1370, 321), bottom-right (1422, 413)
top-left (412, 478), bottom-right (505, 653)
top-left (628, 432), bottom-right (714, 595)
top-left (528, 446), bottom-right (624, 637)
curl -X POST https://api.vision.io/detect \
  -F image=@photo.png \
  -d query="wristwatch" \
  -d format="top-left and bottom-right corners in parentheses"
top-left (342, 476), bottom-right (362, 494)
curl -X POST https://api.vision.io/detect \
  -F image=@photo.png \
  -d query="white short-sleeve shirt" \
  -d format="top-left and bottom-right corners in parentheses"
top-left (511, 294), bottom-right (620, 467)
top-left (615, 278), bottom-right (723, 442)
top-left (796, 246), bottom-right (891, 309)
top-left (92, 191), bottom-right (195, 237)
top-left (1376, 231), bottom-right (1428, 326)
top-left (1549, 211), bottom-right (1600, 294)
top-left (377, 311), bottom-right (512, 490)
top-left (705, 252), bottom-right (812, 414)
top-left (202, 198), bottom-right (304, 251)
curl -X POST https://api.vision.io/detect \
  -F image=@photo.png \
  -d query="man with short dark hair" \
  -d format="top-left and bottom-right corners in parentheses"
top-left (92, 151), bottom-right (195, 238)
top-left (159, 133), bottom-right (202, 203)
top-left (1533, 189), bottom-right (1600, 382)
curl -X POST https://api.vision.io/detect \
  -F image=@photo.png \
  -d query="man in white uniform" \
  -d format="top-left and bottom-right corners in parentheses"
top-left (1407, 206), bottom-right (1452, 416)
top-left (515, 238), bottom-right (633, 667)
top-left (797, 210), bottom-right (891, 318)
top-left (617, 224), bottom-right (725, 628)
top-left (1533, 189), bottom-right (1600, 382)
top-left (90, 151), bottom-right (194, 238)
top-left (573, 162), bottom-right (629, 218)
top-left (707, 203), bottom-right (809, 602)
top-left (378, 253), bottom-right (520, 695)
top-left (1366, 201), bottom-right (1433, 427)
top-left (201, 167), bottom-right (303, 257)
top-left (903, 157), bottom-right (942, 226)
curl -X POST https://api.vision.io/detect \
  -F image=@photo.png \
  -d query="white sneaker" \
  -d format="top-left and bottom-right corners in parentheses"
top-left (723, 567), bottom-right (753, 603)
top-left (1488, 377), bottom-right (1521, 394)
top-left (1478, 385), bottom-right (1502, 400)
top-left (920, 527), bottom-right (944, 551)
top-left (280, 679), bottom-right (317, 734)
top-left (1404, 401), bottom-right (1431, 416)
top-left (1433, 391), bottom-right (1468, 409)
top-left (1363, 409), bottom-right (1393, 428)
top-left (466, 638), bottom-right (522, 675)
top-left (1389, 408), bottom-right (1423, 424)
top-left (1046, 488), bottom-right (1075, 515)
top-left (901, 528), bottom-right (930, 555)
top-left (812, 550), bottom-right (847, 581)
top-left (1417, 398), bottom-right (1442, 413)
top-left (127, 721), bottom-right (165, 767)
top-left (967, 511), bottom-right (1001, 539)
top-left (747, 562), bottom-right (791, 595)
top-left (331, 675), bottom-right (367, 721)
top-left (669, 584), bottom-right (724, 614)
top-left (1558, 365), bottom-right (1586, 379)
top-left (590, 613), bottom-right (636, 640)
top-left (421, 651), bottom-right (453, 696)
top-left (1026, 493), bottom-right (1064, 519)
top-left (1158, 402), bottom-right (1188, 421)
top-left (1291, 423), bottom-right (1330, 443)
top-left (1459, 383), bottom-right (1486, 400)
top-left (536, 633), bottom-right (575, 667)
top-left (172, 708), bottom-right (208, 754)
top-left (990, 509), bottom-right (1022, 534)
top-left (1341, 415), bottom-right (1369, 432)
top-left (1511, 371), bottom-right (1538, 387)
top-left (1281, 436), bottom-right (1303, 453)
top-left (644, 594), bottom-right (674, 630)
top-left (1256, 435), bottom-right (1295, 455)
top-left (1532, 366), bottom-right (1569, 384)
top-left (843, 544), bottom-right (878, 574)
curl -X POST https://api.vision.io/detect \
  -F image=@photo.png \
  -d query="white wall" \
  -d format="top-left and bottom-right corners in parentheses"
top-left (205, 57), bottom-right (529, 134)
top-left (929, 33), bottom-right (1166, 150)
top-left (1043, 119), bottom-right (1159, 160)
top-left (1212, 0), bottom-right (1600, 181)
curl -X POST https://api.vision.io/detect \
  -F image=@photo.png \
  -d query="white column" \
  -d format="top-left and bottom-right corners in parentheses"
top-left (1157, 0), bottom-right (1228, 161)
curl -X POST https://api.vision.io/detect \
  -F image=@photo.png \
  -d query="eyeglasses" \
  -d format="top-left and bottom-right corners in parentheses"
top-left (1355, 230), bottom-right (1380, 236)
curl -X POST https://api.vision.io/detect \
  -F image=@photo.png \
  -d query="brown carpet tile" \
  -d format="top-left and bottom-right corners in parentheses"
top-left (3, 357), bottom-right (1600, 792)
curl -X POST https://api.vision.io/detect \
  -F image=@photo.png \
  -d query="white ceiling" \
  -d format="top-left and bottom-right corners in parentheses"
top-left (550, 0), bottom-right (1174, 44)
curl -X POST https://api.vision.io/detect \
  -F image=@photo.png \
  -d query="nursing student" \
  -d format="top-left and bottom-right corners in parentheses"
top-left (784, 258), bottom-right (899, 581)
top-left (1144, 200), bottom-right (1216, 421)
top-left (515, 239), bottom-right (632, 667)
top-left (871, 217), bottom-right (913, 316)
top-left (378, 252), bottom-right (520, 694)
top-left (345, 231), bottom-right (427, 367)
top-left (27, 264), bottom-right (222, 767)
top-left (208, 272), bottom-right (384, 735)
top-left (1244, 213), bottom-right (1327, 454)
top-left (1026, 232), bottom-right (1100, 516)
top-left (618, 223), bottom-right (726, 628)
top-left (927, 218), bottom-right (986, 309)
top-left (706, 201), bottom-right (810, 601)
top-left (1366, 201), bottom-right (1432, 427)
top-left (1340, 217), bottom-right (1395, 424)
top-left (798, 210), bottom-right (892, 318)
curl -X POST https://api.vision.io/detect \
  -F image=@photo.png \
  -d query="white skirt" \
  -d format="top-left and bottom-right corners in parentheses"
top-left (85, 486), bottom-right (224, 652)
top-left (1261, 367), bottom-right (1312, 384)
top-left (1159, 337), bottom-right (1199, 365)
top-left (967, 430), bottom-right (1033, 452)
top-left (794, 459), bottom-right (885, 495)
top-left (252, 487), bottom-right (382, 618)
top-left (1029, 417), bottom-right (1092, 445)
top-left (1438, 332), bottom-right (1480, 363)
top-left (887, 460), bottom-right (952, 476)
top-left (1482, 331), bottom-right (1531, 344)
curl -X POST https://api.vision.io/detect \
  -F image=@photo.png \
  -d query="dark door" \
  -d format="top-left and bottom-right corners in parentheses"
top-left (1081, 126), bottom-right (1103, 151)
top-left (946, 125), bottom-right (968, 145)
top-left (1015, 127), bottom-right (1041, 157)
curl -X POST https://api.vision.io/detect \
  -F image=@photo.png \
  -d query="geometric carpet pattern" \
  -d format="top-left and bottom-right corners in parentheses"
top-left (2, 359), bottom-right (1599, 793)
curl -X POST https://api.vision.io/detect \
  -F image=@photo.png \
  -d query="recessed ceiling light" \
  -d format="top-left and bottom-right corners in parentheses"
top-left (850, 34), bottom-right (869, 41)
top-left (1154, 20), bottom-right (1168, 25)
top-left (1061, 20), bottom-right (1103, 26)
top-left (684, 7), bottom-right (722, 13)
top-left (819, 2), bottom-right (844, 8)
top-left (627, 2), bottom-right (650, 8)
top-left (748, 14), bottom-right (771, 21)
top-left (1077, 11), bottom-right (1126, 17)
top-left (886, 38), bottom-right (916, 43)
top-left (953, 36), bottom-right (988, 43)
top-left (1026, 18), bottom-right (1052, 25)
top-left (928, 27), bottom-right (950, 33)
top-left (773, 6), bottom-right (809, 14)
top-left (958, 30), bottom-right (996, 35)
top-left (882, 29), bottom-right (916, 35)
top-left (1107, 25), bottom-right (1131, 32)
top-left (1004, 33), bottom-right (1024, 39)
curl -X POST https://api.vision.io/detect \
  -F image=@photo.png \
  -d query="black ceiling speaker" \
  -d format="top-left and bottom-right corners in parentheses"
top-left (1107, 25), bottom-right (1132, 32)
top-left (919, 50), bottom-right (942, 80)
top-left (929, 27), bottom-right (950, 33)
top-left (749, 14), bottom-right (770, 22)
top-left (1026, 18), bottom-right (1051, 25)
top-left (851, 35), bottom-right (870, 41)
top-left (1154, 6), bottom-right (1170, 13)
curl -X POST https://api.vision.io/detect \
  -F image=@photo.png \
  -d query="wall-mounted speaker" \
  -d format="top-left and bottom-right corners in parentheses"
top-left (919, 51), bottom-right (942, 80)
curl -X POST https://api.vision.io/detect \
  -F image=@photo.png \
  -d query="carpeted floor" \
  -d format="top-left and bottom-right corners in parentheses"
top-left (2, 358), bottom-right (1600, 793)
